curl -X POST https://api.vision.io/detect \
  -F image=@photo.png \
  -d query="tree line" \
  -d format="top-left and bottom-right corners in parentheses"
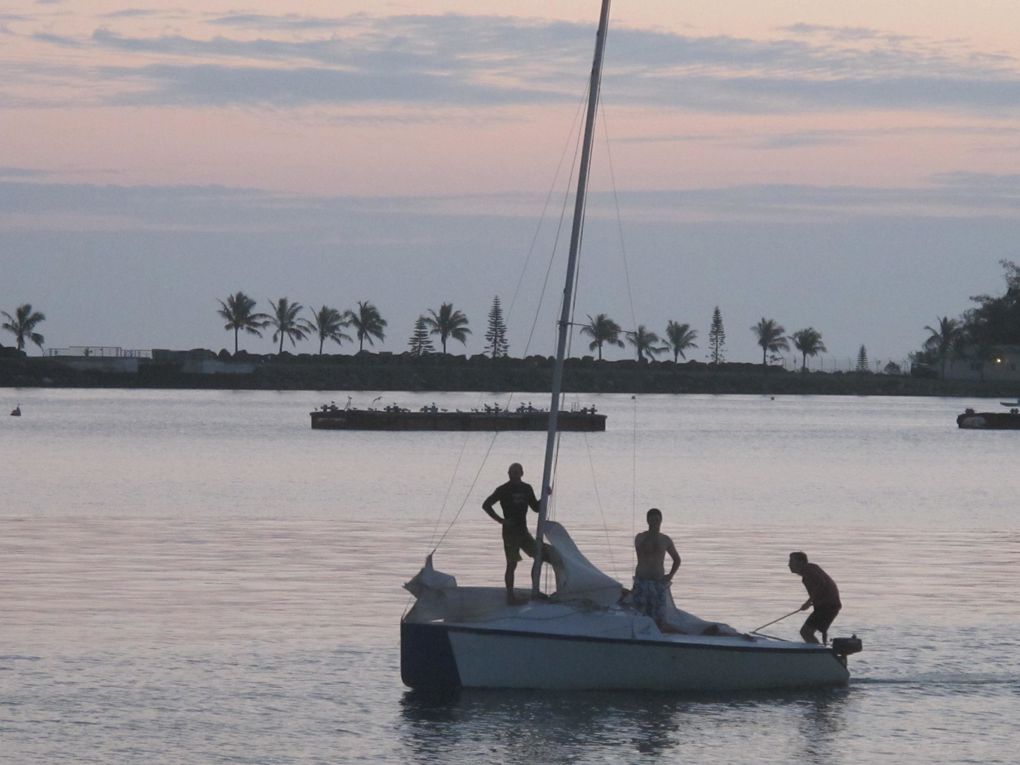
top-left (0, 293), bottom-right (837, 370)
top-left (214, 293), bottom-right (838, 371)
top-left (30, 271), bottom-right (1006, 374)
top-left (216, 292), bottom-right (513, 358)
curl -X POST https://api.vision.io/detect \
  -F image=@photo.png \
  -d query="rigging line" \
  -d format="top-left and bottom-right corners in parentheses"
top-left (558, 224), bottom-right (582, 414)
top-left (507, 89), bottom-right (589, 324)
top-left (563, 158), bottom-right (586, 370)
top-left (522, 112), bottom-right (585, 358)
top-left (426, 425), bottom-right (476, 553)
top-left (552, 85), bottom-right (593, 409)
top-left (541, 16), bottom-right (608, 593)
top-left (583, 430), bottom-right (619, 580)
top-left (558, 56), bottom-right (601, 367)
top-left (599, 103), bottom-right (638, 333)
top-left (631, 394), bottom-right (638, 537)
top-left (430, 430), bottom-right (503, 553)
top-left (430, 91), bottom-right (590, 561)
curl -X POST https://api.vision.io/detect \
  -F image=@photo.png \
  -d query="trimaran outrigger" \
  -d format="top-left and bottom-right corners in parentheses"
top-left (401, 0), bottom-right (862, 692)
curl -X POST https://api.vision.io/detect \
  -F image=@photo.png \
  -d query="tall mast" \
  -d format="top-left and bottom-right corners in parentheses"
top-left (532, 0), bottom-right (611, 596)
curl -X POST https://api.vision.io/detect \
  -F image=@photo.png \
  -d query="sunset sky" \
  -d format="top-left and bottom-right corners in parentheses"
top-left (3, 0), bottom-right (1020, 365)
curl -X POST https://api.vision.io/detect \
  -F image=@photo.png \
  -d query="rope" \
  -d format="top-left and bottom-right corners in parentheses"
top-left (430, 430), bottom-right (503, 553)
top-left (523, 105), bottom-right (585, 357)
top-left (427, 427), bottom-right (475, 552)
top-left (584, 430), bottom-right (620, 580)
top-left (631, 394), bottom-right (638, 536)
top-left (507, 90), bottom-right (587, 327)
top-left (600, 104), bottom-right (638, 334)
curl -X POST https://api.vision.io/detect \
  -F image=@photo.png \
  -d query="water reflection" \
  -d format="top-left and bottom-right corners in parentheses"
top-left (398, 687), bottom-right (852, 763)
top-left (400, 689), bottom-right (681, 762)
top-left (793, 689), bottom-right (852, 763)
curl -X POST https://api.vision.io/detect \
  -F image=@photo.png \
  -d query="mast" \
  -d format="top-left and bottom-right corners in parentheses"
top-left (532, 0), bottom-right (611, 596)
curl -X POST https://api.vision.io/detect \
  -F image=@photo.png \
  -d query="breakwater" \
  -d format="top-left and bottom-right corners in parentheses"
top-left (0, 348), bottom-right (1012, 397)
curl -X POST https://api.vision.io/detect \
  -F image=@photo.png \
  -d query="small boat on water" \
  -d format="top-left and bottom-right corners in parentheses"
top-left (10, 405), bottom-right (20, 417)
top-left (311, 402), bottom-right (606, 432)
top-left (403, 523), bottom-right (861, 692)
top-left (401, 0), bottom-right (862, 694)
top-left (957, 404), bottom-right (1020, 430)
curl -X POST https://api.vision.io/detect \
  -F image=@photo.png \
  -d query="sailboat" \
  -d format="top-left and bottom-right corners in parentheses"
top-left (401, 0), bottom-right (862, 692)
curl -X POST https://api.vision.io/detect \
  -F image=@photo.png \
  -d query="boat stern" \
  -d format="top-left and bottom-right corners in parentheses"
top-left (401, 620), bottom-right (462, 691)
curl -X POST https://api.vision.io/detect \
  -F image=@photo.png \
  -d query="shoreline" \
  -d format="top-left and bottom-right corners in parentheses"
top-left (0, 350), bottom-right (1012, 398)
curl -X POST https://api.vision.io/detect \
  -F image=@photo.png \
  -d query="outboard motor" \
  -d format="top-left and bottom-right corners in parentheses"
top-left (831, 634), bottom-right (863, 665)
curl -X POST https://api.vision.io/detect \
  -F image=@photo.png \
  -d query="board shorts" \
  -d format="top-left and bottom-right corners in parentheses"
top-left (805, 605), bottom-right (840, 635)
top-left (632, 577), bottom-right (669, 620)
top-left (502, 525), bottom-right (538, 563)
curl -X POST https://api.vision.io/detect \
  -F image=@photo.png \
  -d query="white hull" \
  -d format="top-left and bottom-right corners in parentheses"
top-left (402, 597), bottom-right (850, 692)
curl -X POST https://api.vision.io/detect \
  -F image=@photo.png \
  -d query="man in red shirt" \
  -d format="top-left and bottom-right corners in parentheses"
top-left (788, 551), bottom-right (842, 644)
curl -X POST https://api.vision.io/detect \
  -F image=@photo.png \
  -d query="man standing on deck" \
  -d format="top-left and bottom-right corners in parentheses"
top-left (633, 508), bottom-right (682, 632)
top-left (482, 462), bottom-right (555, 605)
top-left (788, 551), bottom-right (842, 644)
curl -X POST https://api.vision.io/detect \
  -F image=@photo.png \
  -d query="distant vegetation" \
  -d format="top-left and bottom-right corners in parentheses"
top-left (10, 261), bottom-right (1019, 375)
top-left (1, 304), bottom-right (46, 352)
top-left (912, 259), bottom-right (1020, 378)
top-left (206, 294), bottom-right (859, 376)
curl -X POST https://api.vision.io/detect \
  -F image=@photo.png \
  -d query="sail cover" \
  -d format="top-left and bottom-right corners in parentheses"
top-left (404, 521), bottom-right (742, 636)
top-left (543, 520), bottom-right (623, 607)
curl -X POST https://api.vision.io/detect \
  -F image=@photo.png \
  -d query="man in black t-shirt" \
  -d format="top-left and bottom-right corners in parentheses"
top-left (482, 462), bottom-right (554, 604)
top-left (788, 551), bottom-right (842, 644)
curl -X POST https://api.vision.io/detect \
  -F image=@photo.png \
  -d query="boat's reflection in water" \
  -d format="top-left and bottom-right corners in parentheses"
top-left (398, 685), bottom-right (853, 762)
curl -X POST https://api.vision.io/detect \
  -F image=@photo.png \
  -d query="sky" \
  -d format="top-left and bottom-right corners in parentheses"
top-left (3, 1), bottom-right (1020, 368)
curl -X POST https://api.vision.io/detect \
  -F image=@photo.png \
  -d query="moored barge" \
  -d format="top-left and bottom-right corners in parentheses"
top-left (310, 403), bottom-right (606, 431)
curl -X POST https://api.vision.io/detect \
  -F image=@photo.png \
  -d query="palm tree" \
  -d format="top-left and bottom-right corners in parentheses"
top-left (790, 327), bottom-right (827, 372)
top-left (924, 316), bottom-right (962, 379)
top-left (627, 325), bottom-right (663, 362)
top-left (579, 313), bottom-right (624, 360)
top-left (217, 292), bottom-right (268, 353)
top-left (1, 304), bottom-right (45, 352)
top-left (664, 321), bottom-right (698, 363)
top-left (310, 305), bottom-right (353, 355)
top-left (267, 297), bottom-right (313, 354)
top-left (424, 302), bottom-right (471, 354)
top-left (751, 317), bottom-right (789, 368)
top-left (349, 300), bottom-right (387, 352)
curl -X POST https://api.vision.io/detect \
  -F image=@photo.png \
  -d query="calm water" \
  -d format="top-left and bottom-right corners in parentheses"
top-left (2, 389), bottom-right (1018, 764)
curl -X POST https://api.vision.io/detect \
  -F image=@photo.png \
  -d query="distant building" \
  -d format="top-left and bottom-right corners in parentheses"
top-left (45, 346), bottom-right (149, 373)
top-left (44, 346), bottom-right (256, 375)
top-left (944, 345), bottom-right (1020, 381)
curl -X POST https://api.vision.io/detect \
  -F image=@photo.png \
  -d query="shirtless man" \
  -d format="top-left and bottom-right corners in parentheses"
top-left (482, 462), bottom-right (554, 604)
top-left (632, 508), bottom-right (682, 631)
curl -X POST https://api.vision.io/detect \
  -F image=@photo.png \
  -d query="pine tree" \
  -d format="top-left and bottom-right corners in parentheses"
top-left (856, 344), bottom-right (870, 372)
top-left (708, 306), bottom-right (726, 365)
top-left (408, 315), bottom-right (435, 356)
top-left (485, 295), bottom-right (509, 358)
